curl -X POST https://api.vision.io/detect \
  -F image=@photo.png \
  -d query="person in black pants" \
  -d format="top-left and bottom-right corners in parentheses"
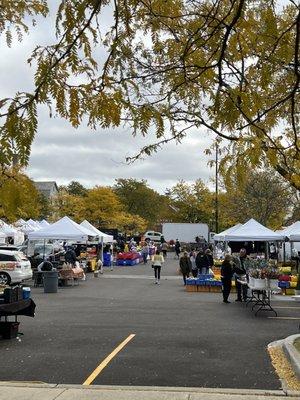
top-left (174, 239), bottom-right (181, 259)
top-left (195, 249), bottom-right (210, 275)
top-left (221, 254), bottom-right (233, 303)
top-left (234, 248), bottom-right (248, 302)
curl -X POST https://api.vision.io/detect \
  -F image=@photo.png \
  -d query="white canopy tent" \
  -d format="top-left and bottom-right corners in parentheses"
top-left (279, 221), bottom-right (300, 262)
top-left (20, 221), bottom-right (39, 234)
top-left (0, 220), bottom-right (25, 245)
top-left (28, 216), bottom-right (96, 241)
top-left (214, 223), bottom-right (243, 242)
top-left (15, 218), bottom-right (26, 227)
top-left (40, 220), bottom-right (50, 228)
top-left (224, 219), bottom-right (285, 242)
top-left (0, 230), bottom-right (6, 242)
top-left (28, 219), bottom-right (42, 230)
top-left (80, 220), bottom-right (113, 243)
top-left (280, 221), bottom-right (300, 242)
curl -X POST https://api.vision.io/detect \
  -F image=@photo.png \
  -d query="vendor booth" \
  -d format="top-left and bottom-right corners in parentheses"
top-left (223, 219), bottom-right (285, 243)
top-left (188, 219), bottom-right (288, 316)
top-left (214, 223), bottom-right (242, 242)
top-left (28, 217), bottom-right (96, 289)
top-left (80, 220), bottom-right (113, 268)
top-left (28, 216), bottom-right (95, 241)
top-left (279, 221), bottom-right (300, 269)
top-left (0, 286), bottom-right (35, 339)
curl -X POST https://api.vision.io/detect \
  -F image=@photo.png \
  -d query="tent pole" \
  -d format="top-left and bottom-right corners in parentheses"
top-left (266, 242), bottom-right (269, 261)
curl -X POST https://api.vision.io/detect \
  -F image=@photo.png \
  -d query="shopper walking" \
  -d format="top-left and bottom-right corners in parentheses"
top-left (152, 250), bottom-right (164, 284)
top-left (174, 239), bottom-right (181, 259)
top-left (179, 251), bottom-right (192, 285)
top-left (141, 244), bottom-right (150, 264)
top-left (161, 241), bottom-right (168, 258)
top-left (221, 254), bottom-right (233, 303)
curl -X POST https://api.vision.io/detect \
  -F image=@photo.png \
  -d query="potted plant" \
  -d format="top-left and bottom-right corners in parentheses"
top-left (249, 268), bottom-right (266, 290)
top-left (264, 267), bottom-right (280, 290)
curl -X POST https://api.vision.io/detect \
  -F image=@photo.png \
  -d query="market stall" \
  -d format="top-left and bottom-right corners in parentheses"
top-left (279, 221), bottom-right (300, 263)
top-left (188, 220), bottom-right (286, 309)
top-left (0, 286), bottom-right (36, 339)
top-left (27, 217), bottom-right (96, 289)
top-left (224, 218), bottom-right (285, 243)
top-left (28, 216), bottom-right (95, 242)
top-left (80, 220), bottom-right (113, 267)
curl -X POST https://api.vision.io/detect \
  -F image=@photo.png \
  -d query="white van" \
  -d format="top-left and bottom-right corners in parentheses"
top-left (0, 250), bottom-right (32, 285)
top-left (144, 231), bottom-right (162, 242)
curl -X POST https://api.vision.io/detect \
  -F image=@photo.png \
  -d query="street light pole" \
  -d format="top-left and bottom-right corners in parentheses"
top-left (215, 143), bottom-right (219, 234)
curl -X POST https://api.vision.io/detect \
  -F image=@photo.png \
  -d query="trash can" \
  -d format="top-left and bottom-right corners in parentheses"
top-left (43, 271), bottom-right (58, 293)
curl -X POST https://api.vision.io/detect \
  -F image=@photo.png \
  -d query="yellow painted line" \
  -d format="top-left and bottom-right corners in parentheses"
top-left (268, 317), bottom-right (300, 320)
top-left (83, 334), bottom-right (135, 386)
top-left (274, 306), bottom-right (300, 309)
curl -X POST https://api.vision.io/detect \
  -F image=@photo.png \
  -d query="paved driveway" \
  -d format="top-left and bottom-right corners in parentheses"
top-left (0, 257), bottom-right (299, 389)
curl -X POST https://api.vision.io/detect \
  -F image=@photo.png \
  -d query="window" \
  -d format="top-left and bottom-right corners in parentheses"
top-left (0, 254), bottom-right (16, 262)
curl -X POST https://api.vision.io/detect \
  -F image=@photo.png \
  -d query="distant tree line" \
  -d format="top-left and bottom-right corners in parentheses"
top-left (0, 168), bottom-right (298, 233)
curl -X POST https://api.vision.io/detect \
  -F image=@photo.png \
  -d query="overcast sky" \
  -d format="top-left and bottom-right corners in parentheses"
top-left (0, 1), bottom-right (217, 194)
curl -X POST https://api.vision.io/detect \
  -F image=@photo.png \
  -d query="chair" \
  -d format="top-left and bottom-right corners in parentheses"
top-left (33, 271), bottom-right (43, 287)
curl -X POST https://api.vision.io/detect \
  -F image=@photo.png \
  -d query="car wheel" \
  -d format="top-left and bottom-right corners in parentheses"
top-left (0, 272), bottom-right (11, 285)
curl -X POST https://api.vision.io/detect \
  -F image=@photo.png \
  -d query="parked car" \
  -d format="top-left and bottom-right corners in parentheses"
top-left (143, 231), bottom-right (163, 242)
top-left (0, 244), bottom-right (21, 252)
top-left (0, 250), bottom-right (32, 285)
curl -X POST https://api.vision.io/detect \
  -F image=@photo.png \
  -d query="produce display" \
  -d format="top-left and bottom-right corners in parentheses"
top-left (116, 252), bottom-right (143, 266)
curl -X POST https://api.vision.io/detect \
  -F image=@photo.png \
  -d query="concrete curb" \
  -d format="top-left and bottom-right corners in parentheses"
top-left (282, 334), bottom-right (300, 381)
top-left (268, 335), bottom-right (300, 397)
top-left (0, 382), bottom-right (289, 397)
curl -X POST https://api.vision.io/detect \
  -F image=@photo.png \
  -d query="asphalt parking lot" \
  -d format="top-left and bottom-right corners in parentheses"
top-left (0, 257), bottom-right (299, 389)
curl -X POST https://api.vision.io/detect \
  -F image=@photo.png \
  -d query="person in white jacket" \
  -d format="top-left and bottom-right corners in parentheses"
top-left (152, 250), bottom-right (164, 285)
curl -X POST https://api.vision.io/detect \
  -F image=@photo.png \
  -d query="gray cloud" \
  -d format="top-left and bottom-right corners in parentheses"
top-left (27, 111), bottom-right (215, 193)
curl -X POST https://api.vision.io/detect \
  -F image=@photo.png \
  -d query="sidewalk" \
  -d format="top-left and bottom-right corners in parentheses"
top-left (0, 383), bottom-right (300, 400)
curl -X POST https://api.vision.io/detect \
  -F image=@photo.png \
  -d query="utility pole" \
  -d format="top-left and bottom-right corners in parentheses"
top-left (215, 142), bottom-right (219, 234)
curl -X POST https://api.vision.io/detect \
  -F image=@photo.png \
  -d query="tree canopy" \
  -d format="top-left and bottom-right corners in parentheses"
top-left (0, 0), bottom-right (299, 190)
top-left (114, 178), bottom-right (170, 227)
top-left (59, 181), bottom-right (88, 197)
top-left (1, 1), bottom-right (299, 230)
top-left (0, 168), bottom-right (42, 222)
top-left (166, 179), bottom-right (214, 225)
top-left (221, 170), bottom-right (294, 229)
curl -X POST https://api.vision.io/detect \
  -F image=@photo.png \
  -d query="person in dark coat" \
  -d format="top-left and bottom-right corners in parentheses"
top-left (195, 249), bottom-right (210, 275)
top-left (179, 251), bottom-right (192, 285)
top-left (221, 254), bottom-right (233, 303)
top-left (205, 249), bottom-right (214, 271)
top-left (174, 239), bottom-right (181, 259)
top-left (233, 248), bottom-right (248, 302)
top-left (65, 246), bottom-right (77, 266)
